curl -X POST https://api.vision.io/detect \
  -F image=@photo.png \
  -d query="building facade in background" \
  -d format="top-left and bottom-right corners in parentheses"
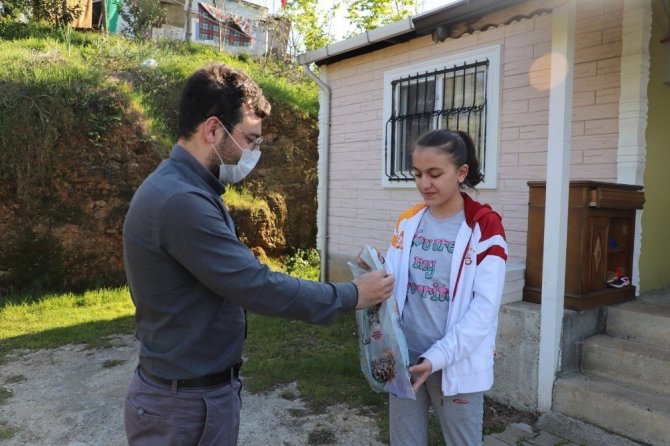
top-left (155, 0), bottom-right (290, 57)
top-left (88, 0), bottom-right (288, 58)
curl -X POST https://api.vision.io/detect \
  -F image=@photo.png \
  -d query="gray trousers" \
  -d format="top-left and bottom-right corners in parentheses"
top-left (124, 366), bottom-right (242, 446)
top-left (389, 371), bottom-right (484, 446)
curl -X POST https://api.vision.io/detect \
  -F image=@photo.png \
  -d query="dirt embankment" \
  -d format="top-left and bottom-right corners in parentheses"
top-left (0, 92), bottom-right (319, 294)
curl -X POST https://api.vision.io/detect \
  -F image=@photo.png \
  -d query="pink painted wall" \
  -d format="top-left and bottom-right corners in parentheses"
top-left (322, 0), bottom-right (622, 271)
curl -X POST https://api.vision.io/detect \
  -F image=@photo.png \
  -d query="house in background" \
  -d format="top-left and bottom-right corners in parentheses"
top-left (154, 0), bottom-right (290, 58)
top-left (92, 0), bottom-right (288, 57)
top-left (298, 0), bottom-right (670, 443)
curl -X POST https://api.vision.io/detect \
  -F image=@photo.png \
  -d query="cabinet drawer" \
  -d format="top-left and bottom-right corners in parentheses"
top-left (590, 187), bottom-right (645, 209)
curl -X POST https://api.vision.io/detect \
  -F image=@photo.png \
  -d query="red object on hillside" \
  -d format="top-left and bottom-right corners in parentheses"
top-left (281, 0), bottom-right (287, 8)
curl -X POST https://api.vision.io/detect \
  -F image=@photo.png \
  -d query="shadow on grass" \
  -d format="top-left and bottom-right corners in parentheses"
top-left (0, 286), bottom-right (128, 310)
top-left (0, 315), bottom-right (134, 362)
top-left (0, 291), bottom-right (60, 310)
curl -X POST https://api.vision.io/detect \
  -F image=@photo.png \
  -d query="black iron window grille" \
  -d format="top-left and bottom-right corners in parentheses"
top-left (384, 59), bottom-right (489, 182)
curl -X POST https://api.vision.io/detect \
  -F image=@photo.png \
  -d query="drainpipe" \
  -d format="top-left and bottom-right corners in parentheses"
top-left (302, 65), bottom-right (331, 282)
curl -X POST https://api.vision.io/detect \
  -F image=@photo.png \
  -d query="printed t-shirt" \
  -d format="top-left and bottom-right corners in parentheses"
top-left (401, 209), bottom-right (464, 364)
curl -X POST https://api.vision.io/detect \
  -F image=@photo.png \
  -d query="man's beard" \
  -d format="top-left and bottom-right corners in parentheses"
top-left (210, 140), bottom-right (228, 175)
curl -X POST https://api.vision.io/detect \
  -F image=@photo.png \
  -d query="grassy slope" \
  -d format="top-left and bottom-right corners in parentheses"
top-left (0, 21), bottom-right (319, 166)
top-left (0, 21), bottom-right (319, 293)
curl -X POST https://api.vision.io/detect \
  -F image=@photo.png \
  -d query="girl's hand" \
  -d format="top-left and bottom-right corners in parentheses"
top-left (409, 358), bottom-right (432, 393)
top-left (354, 247), bottom-right (386, 271)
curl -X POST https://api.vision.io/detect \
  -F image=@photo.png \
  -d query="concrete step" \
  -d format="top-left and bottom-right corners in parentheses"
top-left (581, 334), bottom-right (670, 395)
top-left (535, 412), bottom-right (645, 446)
top-left (484, 414), bottom-right (647, 446)
top-left (553, 373), bottom-right (670, 446)
top-left (606, 299), bottom-right (670, 348)
top-left (637, 287), bottom-right (670, 306)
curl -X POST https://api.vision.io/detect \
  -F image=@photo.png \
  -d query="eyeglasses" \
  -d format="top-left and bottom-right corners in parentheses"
top-left (232, 126), bottom-right (264, 151)
top-left (215, 117), bottom-right (265, 151)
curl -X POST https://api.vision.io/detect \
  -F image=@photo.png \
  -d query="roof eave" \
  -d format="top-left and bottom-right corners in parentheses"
top-left (296, 18), bottom-right (416, 66)
top-left (297, 0), bottom-right (534, 66)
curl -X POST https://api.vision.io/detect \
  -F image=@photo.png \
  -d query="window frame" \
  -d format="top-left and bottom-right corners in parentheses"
top-left (198, 19), bottom-right (219, 41)
top-left (381, 44), bottom-right (502, 189)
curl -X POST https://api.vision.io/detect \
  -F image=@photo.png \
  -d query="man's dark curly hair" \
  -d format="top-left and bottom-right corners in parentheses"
top-left (177, 63), bottom-right (271, 138)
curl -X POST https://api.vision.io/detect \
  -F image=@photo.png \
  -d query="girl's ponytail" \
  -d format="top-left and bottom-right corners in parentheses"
top-left (455, 130), bottom-right (484, 188)
top-left (414, 129), bottom-right (484, 189)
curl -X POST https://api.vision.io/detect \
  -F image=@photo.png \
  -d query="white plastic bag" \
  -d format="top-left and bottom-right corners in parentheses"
top-left (348, 246), bottom-right (415, 400)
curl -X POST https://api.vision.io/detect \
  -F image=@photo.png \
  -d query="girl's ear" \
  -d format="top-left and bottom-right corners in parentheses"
top-left (458, 164), bottom-right (469, 183)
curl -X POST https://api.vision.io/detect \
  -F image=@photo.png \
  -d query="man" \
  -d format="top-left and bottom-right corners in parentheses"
top-left (122, 63), bottom-right (394, 445)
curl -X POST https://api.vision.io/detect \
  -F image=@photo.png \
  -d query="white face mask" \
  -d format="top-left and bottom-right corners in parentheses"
top-left (212, 124), bottom-right (262, 184)
top-left (218, 148), bottom-right (261, 184)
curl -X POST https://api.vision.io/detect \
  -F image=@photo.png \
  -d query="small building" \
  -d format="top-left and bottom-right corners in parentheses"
top-left (297, 0), bottom-right (670, 443)
top-left (153, 0), bottom-right (290, 58)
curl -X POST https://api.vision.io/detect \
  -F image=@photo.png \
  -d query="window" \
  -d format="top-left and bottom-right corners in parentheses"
top-left (382, 46), bottom-right (501, 189)
top-left (224, 26), bottom-right (252, 47)
top-left (199, 19), bottom-right (219, 41)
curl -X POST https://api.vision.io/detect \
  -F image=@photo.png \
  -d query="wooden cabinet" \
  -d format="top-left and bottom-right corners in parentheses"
top-left (523, 181), bottom-right (645, 310)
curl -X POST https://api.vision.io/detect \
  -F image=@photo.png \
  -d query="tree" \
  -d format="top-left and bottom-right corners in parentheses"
top-left (284, 0), bottom-right (341, 53)
top-left (282, 0), bottom-right (419, 55)
top-left (0, 0), bottom-right (29, 18)
top-left (8, 0), bottom-right (83, 27)
top-left (184, 0), bottom-right (193, 42)
top-left (345, 0), bottom-right (419, 35)
top-left (114, 0), bottom-right (165, 40)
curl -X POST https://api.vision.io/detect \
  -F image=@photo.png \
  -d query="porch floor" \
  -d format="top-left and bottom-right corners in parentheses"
top-left (484, 411), bottom-right (644, 446)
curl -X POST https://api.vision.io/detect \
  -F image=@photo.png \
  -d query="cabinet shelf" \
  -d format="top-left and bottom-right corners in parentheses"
top-left (523, 181), bottom-right (645, 310)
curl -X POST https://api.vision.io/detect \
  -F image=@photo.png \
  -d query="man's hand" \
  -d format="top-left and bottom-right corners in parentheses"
top-left (409, 358), bottom-right (432, 393)
top-left (352, 270), bottom-right (394, 309)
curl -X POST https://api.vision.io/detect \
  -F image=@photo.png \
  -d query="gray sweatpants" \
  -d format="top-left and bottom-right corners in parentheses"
top-left (124, 366), bottom-right (243, 446)
top-left (389, 371), bottom-right (484, 446)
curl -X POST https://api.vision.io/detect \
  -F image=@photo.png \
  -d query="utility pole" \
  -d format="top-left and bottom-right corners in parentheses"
top-left (185, 0), bottom-right (194, 42)
top-left (218, 0), bottom-right (225, 53)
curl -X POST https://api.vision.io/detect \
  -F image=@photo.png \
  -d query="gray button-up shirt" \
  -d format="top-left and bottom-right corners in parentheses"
top-left (123, 145), bottom-right (357, 379)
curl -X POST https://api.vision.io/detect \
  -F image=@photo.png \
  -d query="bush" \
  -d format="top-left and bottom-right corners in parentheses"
top-left (0, 18), bottom-right (54, 40)
top-left (0, 230), bottom-right (66, 294)
top-left (237, 52), bottom-right (252, 63)
top-left (284, 249), bottom-right (321, 281)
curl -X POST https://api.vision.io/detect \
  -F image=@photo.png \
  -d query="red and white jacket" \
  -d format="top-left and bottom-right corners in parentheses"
top-left (385, 193), bottom-right (508, 396)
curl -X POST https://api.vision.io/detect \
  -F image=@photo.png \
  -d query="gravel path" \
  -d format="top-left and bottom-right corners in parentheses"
top-left (0, 335), bottom-right (384, 446)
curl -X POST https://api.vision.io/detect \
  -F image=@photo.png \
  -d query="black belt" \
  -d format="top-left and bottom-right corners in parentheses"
top-left (141, 361), bottom-right (242, 389)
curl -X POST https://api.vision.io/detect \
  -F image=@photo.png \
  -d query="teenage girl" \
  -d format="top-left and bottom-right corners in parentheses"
top-left (385, 129), bottom-right (507, 445)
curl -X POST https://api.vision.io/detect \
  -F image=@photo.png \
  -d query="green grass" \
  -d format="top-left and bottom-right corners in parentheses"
top-left (223, 185), bottom-right (271, 213)
top-left (0, 387), bottom-right (12, 404)
top-left (0, 22), bottom-right (319, 122)
top-left (244, 313), bottom-right (391, 441)
top-left (0, 287), bottom-right (135, 358)
top-left (244, 313), bottom-right (387, 410)
top-left (0, 423), bottom-right (18, 440)
top-left (4, 375), bottom-right (25, 384)
top-left (307, 426), bottom-right (337, 444)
